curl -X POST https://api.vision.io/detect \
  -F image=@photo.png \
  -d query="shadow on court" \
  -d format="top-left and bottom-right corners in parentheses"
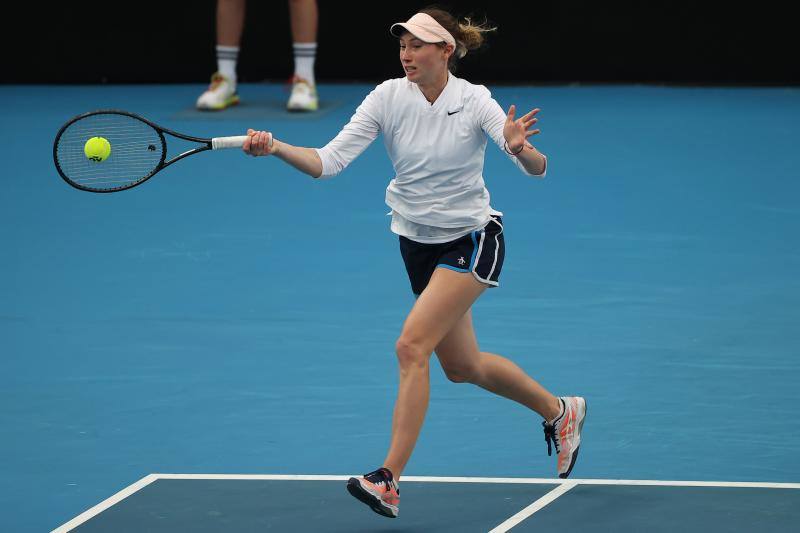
top-left (61, 476), bottom-right (800, 532)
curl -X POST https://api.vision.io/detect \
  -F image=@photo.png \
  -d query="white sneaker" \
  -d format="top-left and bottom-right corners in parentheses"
top-left (286, 77), bottom-right (318, 112)
top-left (196, 73), bottom-right (240, 111)
top-left (543, 396), bottom-right (587, 478)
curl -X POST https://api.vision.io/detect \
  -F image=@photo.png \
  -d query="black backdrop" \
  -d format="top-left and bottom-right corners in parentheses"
top-left (6, 0), bottom-right (798, 84)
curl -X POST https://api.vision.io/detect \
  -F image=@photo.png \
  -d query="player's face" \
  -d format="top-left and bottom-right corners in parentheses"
top-left (398, 34), bottom-right (449, 84)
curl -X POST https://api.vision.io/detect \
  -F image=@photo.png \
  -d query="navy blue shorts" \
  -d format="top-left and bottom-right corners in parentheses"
top-left (399, 217), bottom-right (505, 295)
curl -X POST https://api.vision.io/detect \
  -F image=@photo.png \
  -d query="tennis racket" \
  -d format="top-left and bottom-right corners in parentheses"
top-left (53, 109), bottom-right (270, 193)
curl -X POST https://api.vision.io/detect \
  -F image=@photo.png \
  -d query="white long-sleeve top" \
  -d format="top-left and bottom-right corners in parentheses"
top-left (315, 73), bottom-right (546, 243)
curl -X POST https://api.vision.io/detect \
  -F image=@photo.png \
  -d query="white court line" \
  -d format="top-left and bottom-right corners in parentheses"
top-left (151, 473), bottom-right (800, 489)
top-left (51, 474), bottom-right (158, 533)
top-left (566, 478), bottom-right (800, 489)
top-left (489, 481), bottom-right (578, 533)
top-left (154, 473), bottom-right (352, 482)
top-left (52, 474), bottom-right (800, 531)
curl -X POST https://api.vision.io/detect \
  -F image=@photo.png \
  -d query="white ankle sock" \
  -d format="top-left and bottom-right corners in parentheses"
top-left (293, 42), bottom-right (317, 84)
top-left (548, 398), bottom-right (565, 425)
top-left (216, 45), bottom-right (239, 83)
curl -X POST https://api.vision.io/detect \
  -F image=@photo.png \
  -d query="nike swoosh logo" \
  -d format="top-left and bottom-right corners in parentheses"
top-left (447, 110), bottom-right (460, 116)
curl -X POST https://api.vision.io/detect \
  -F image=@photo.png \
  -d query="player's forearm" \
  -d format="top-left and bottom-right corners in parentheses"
top-left (516, 145), bottom-right (547, 176)
top-left (273, 140), bottom-right (323, 178)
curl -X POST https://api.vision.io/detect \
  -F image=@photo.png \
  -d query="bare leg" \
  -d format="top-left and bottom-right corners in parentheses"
top-left (435, 309), bottom-right (562, 421)
top-left (286, 0), bottom-right (319, 110)
top-left (382, 268), bottom-right (486, 480)
top-left (196, 0), bottom-right (245, 109)
top-left (288, 0), bottom-right (318, 43)
top-left (217, 0), bottom-right (247, 46)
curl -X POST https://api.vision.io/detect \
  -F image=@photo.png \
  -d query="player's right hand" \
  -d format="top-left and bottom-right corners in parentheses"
top-left (243, 129), bottom-right (275, 157)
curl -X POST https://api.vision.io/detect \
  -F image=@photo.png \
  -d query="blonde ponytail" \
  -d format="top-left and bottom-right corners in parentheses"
top-left (420, 7), bottom-right (497, 69)
top-left (454, 17), bottom-right (497, 58)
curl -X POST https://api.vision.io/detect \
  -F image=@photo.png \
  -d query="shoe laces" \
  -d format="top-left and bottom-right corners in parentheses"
top-left (543, 421), bottom-right (561, 456)
top-left (365, 468), bottom-right (397, 493)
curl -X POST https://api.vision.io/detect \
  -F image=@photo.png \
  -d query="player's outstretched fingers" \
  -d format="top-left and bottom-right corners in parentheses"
top-left (506, 104), bottom-right (517, 123)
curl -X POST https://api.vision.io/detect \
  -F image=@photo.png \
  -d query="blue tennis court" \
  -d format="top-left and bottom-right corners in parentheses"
top-left (2, 82), bottom-right (799, 531)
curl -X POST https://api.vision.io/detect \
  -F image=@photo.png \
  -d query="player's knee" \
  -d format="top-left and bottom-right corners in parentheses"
top-left (395, 337), bottom-right (430, 370)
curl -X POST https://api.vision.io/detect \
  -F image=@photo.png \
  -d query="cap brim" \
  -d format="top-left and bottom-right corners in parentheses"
top-left (390, 22), bottom-right (445, 43)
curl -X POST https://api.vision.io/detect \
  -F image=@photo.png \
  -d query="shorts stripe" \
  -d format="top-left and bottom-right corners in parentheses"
top-left (472, 218), bottom-right (503, 287)
top-left (486, 218), bottom-right (504, 280)
top-left (436, 263), bottom-right (469, 273)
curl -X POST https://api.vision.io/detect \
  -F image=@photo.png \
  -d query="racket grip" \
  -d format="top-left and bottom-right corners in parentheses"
top-left (211, 135), bottom-right (251, 150)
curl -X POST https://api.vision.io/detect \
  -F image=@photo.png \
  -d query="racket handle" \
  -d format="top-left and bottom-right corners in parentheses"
top-left (211, 135), bottom-right (250, 150)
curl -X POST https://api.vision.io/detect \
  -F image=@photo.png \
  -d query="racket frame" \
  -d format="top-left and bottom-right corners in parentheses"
top-left (53, 109), bottom-right (221, 193)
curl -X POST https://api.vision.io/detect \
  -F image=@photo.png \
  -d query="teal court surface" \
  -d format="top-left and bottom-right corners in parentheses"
top-left (1, 82), bottom-right (798, 532)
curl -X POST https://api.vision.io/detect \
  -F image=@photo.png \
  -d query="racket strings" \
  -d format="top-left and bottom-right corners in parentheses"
top-left (55, 114), bottom-right (165, 191)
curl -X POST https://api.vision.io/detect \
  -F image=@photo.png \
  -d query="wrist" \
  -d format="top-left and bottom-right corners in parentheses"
top-left (504, 140), bottom-right (524, 156)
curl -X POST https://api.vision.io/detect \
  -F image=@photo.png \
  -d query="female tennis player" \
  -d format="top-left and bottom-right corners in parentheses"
top-left (242, 8), bottom-right (586, 519)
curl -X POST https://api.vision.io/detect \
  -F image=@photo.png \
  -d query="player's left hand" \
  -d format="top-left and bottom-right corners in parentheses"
top-left (504, 105), bottom-right (540, 153)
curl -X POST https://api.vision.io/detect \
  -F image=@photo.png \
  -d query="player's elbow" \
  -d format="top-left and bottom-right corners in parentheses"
top-left (318, 159), bottom-right (347, 179)
top-left (308, 150), bottom-right (328, 179)
top-left (315, 166), bottom-right (340, 179)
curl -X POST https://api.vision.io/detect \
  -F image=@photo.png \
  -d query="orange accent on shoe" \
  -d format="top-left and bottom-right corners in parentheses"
top-left (285, 75), bottom-right (310, 90)
top-left (559, 405), bottom-right (575, 441)
top-left (208, 73), bottom-right (226, 90)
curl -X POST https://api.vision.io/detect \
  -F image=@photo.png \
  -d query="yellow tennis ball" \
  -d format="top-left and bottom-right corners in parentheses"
top-left (84, 136), bottom-right (111, 162)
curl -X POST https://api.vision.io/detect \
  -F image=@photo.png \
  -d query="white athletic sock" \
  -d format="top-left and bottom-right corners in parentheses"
top-left (216, 45), bottom-right (239, 83)
top-left (293, 42), bottom-right (317, 85)
top-left (548, 398), bottom-right (565, 425)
